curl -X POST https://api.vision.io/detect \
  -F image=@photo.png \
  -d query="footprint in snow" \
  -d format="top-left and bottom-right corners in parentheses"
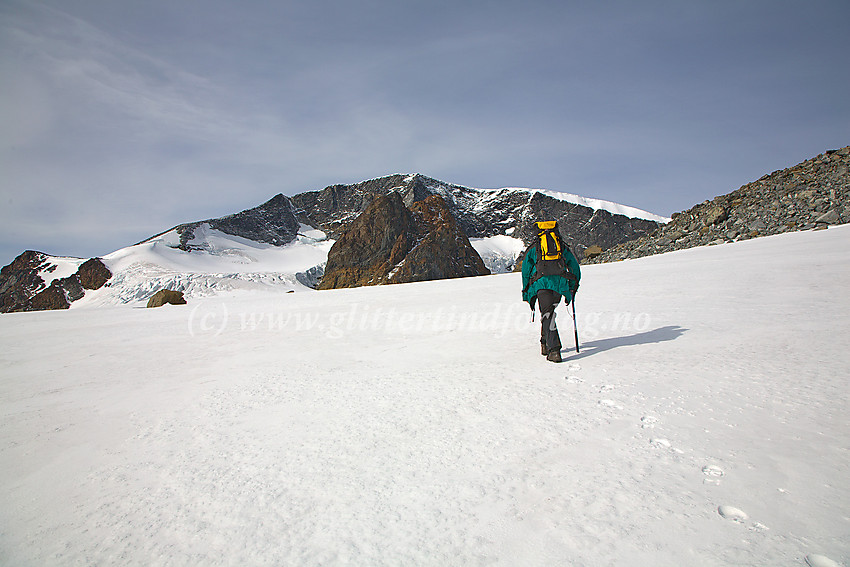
top-left (717, 505), bottom-right (771, 532)
top-left (806, 554), bottom-right (842, 567)
top-left (702, 464), bottom-right (725, 485)
top-left (564, 375), bottom-right (584, 384)
top-left (640, 416), bottom-right (659, 429)
top-left (717, 505), bottom-right (748, 523)
top-left (649, 438), bottom-right (684, 454)
top-left (566, 363), bottom-right (581, 372)
top-left (598, 399), bottom-right (623, 410)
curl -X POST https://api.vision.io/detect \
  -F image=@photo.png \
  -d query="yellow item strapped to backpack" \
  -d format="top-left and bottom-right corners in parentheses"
top-left (536, 221), bottom-right (562, 261)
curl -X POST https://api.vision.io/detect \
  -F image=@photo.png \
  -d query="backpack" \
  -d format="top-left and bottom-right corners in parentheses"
top-left (523, 220), bottom-right (577, 292)
top-left (535, 220), bottom-right (566, 275)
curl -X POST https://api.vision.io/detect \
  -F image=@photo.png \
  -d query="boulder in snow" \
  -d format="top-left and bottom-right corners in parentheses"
top-left (146, 289), bottom-right (187, 308)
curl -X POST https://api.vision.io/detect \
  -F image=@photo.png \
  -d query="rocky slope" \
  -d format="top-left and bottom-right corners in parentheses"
top-left (291, 174), bottom-right (663, 259)
top-left (0, 254), bottom-right (111, 312)
top-left (144, 193), bottom-right (302, 250)
top-left (585, 146), bottom-right (850, 263)
top-left (318, 193), bottom-right (489, 289)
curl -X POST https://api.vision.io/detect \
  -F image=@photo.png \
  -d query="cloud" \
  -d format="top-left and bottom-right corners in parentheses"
top-left (0, 0), bottom-right (848, 265)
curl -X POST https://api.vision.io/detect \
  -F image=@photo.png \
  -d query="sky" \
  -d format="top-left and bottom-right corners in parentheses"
top-left (1, 0), bottom-right (848, 264)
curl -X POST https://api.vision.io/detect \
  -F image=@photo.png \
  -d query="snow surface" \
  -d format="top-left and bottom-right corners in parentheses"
top-left (37, 255), bottom-right (85, 285)
top-left (470, 235), bottom-right (526, 273)
top-left (2, 225), bottom-right (849, 566)
top-left (70, 226), bottom-right (521, 307)
top-left (72, 224), bottom-right (334, 307)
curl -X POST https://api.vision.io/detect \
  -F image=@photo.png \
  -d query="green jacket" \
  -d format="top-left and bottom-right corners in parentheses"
top-left (521, 244), bottom-right (581, 305)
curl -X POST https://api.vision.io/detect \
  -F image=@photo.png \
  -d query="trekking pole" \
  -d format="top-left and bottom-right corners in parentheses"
top-left (571, 295), bottom-right (580, 353)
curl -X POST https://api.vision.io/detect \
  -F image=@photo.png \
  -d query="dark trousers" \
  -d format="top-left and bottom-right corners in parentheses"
top-left (537, 289), bottom-right (562, 353)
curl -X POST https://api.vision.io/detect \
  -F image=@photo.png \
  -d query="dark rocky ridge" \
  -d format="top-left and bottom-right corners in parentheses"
top-left (318, 193), bottom-right (489, 289)
top-left (291, 174), bottom-right (663, 260)
top-left (0, 251), bottom-right (53, 312)
top-left (145, 193), bottom-right (302, 250)
top-left (144, 173), bottom-right (662, 260)
top-left (0, 255), bottom-right (111, 312)
top-left (586, 146), bottom-right (850, 263)
top-left (396, 195), bottom-right (491, 283)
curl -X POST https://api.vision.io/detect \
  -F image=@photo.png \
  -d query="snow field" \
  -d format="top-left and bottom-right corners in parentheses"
top-left (1, 225), bottom-right (849, 566)
top-left (70, 228), bottom-right (525, 309)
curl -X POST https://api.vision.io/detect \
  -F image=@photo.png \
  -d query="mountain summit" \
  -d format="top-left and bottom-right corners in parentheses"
top-left (1, 173), bottom-right (665, 311)
top-left (158, 173), bottom-right (665, 258)
top-left (289, 173), bottom-right (665, 256)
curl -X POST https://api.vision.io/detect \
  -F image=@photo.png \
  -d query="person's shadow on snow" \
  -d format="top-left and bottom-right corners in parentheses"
top-left (564, 325), bottom-right (687, 360)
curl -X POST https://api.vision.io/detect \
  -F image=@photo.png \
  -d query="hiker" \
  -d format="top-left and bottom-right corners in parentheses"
top-left (521, 220), bottom-right (581, 362)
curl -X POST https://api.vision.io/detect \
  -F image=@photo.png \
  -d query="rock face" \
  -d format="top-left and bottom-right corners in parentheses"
top-left (0, 254), bottom-right (112, 312)
top-left (292, 174), bottom-right (662, 260)
top-left (146, 289), bottom-right (187, 308)
top-left (77, 258), bottom-right (112, 291)
top-left (318, 193), bottom-right (489, 289)
top-left (131, 173), bottom-right (661, 269)
top-left (0, 251), bottom-right (51, 312)
top-left (147, 193), bottom-right (302, 250)
top-left (587, 146), bottom-right (850, 263)
top-left (394, 196), bottom-right (490, 282)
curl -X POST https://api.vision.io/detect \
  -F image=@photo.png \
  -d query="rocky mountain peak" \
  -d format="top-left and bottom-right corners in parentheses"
top-left (291, 174), bottom-right (663, 259)
top-left (317, 192), bottom-right (489, 289)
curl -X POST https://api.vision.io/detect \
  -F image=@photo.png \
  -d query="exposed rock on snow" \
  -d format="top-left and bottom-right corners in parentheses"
top-left (152, 193), bottom-right (302, 249)
top-left (587, 145), bottom-right (850, 263)
top-left (0, 252), bottom-right (111, 312)
top-left (146, 289), bottom-right (187, 308)
top-left (0, 250), bottom-right (54, 312)
top-left (76, 258), bottom-right (112, 291)
top-left (318, 193), bottom-right (489, 289)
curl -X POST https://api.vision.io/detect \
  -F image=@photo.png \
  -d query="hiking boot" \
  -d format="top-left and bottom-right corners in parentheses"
top-left (546, 349), bottom-right (562, 363)
top-left (541, 342), bottom-right (548, 356)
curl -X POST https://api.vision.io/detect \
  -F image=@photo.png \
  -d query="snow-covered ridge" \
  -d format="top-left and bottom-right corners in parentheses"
top-left (503, 186), bottom-right (671, 223)
top-left (37, 255), bottom-right (86, 284)
top-left (50, 223), bottom-right (522, 308)
top-left (405, 172), bottom-right (670, 223)
top-left (74, 224), bottom-right (334, 307)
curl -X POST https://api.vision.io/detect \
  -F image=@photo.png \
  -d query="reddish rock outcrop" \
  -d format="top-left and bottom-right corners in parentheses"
top-left (146, 289), bottom-right (187, 308)
top-left (0, 253), bottom-right (112, 313)
top-left (77, 258), bottom-right (112, 290)
top-left (318, 193), bottom-right (489, 290)
top-left (0, 251), bottom-right (51, 312)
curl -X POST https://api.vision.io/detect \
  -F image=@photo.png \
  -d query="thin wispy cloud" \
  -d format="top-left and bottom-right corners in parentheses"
top-left (1, 0), bottom-right (848, 263)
